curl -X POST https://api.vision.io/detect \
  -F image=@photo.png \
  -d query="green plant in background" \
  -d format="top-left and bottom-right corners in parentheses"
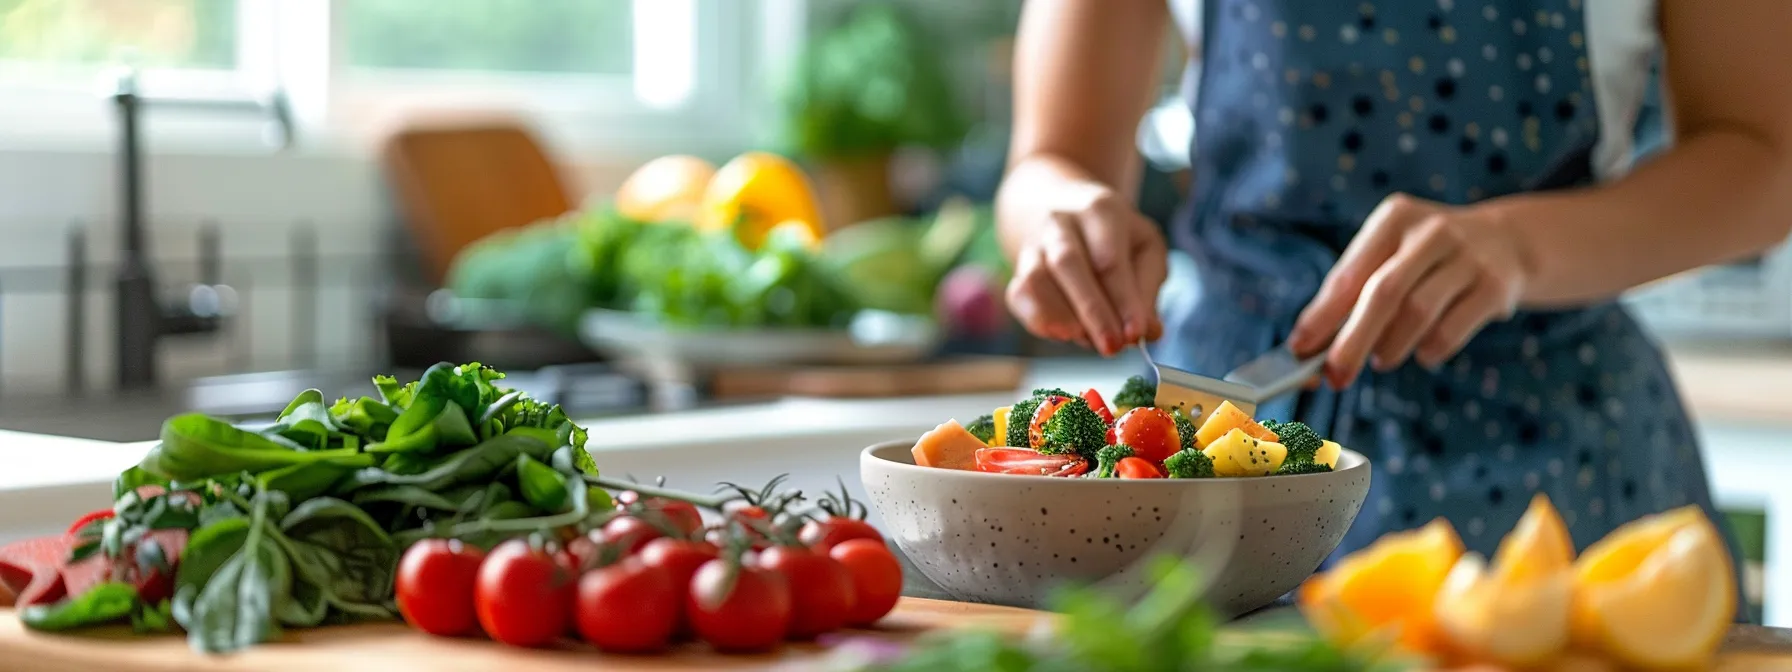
top-left (842, 555), bottom-right (1407, 672)
top-left (778, 2), bottom-right (969, 159)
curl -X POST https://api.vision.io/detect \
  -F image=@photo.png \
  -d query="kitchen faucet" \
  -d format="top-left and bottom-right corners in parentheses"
top-left (109, 66), bottom-right (295, 391)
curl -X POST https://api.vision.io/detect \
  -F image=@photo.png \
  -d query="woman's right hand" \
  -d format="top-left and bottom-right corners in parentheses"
top-left (1003, 181), bottom-right (1169, 357)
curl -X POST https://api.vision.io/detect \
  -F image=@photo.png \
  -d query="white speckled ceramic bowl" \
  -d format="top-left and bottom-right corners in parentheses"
top-left (861, 441), bottom-right (1371, 618)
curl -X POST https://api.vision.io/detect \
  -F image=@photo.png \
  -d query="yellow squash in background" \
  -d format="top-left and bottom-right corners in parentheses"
top-left (701, 151), bottom-right (826, 251)
top-left (614, 154), bottom-right (716, 223)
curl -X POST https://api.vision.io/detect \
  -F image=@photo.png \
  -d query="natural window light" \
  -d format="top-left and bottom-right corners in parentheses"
top-left (0, 0), bottom-right (775, 153)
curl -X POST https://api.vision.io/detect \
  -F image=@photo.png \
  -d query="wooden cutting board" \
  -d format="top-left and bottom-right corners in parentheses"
top-left (2, 600), bottom-right (1787, 671)
top-left (0, 598), bottom-right (1045, 672)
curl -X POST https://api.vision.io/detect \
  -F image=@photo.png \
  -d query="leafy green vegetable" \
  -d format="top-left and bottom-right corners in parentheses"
top-left (339, 433), bottom-right (555, 492)
top-left (20, 581), bottom-right (139, 631)
top-left (185, 490), bottom-right (290, 653)
top-left (856, 556), bottom-right (1402, 672)
top-left (141, 415), bottom-right (374, 482)
top-left (1113, 376), bottom-right (1157, 412)
top-left (777, 2), bottom-right (966, 158)
top-left (964, 414), bottom-right (997, 444)
top-left (265, 389), bottom-right (341, 450)
top-left (516, 454), bottom-right (571, 514)
top-left (114, 466), bottom-right (169, 500)
top-left (258, 461), bottom-right (355, 502)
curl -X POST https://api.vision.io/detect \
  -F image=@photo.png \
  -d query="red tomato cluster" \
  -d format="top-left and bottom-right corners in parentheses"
top-left (393, 491), bottom-right (903, 655)
top-left (975, 388), bottom-right (1181, 479)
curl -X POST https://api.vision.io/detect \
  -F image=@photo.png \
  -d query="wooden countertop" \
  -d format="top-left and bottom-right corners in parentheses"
top-left (1, 599), bottom-right (1786, 671)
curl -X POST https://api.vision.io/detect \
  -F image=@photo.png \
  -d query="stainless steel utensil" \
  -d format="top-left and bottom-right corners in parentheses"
top-left (1140, 341), bottom-right (1324, 426)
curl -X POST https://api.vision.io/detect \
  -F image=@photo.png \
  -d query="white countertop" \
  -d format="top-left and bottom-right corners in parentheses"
top-left (0, 353), bottom-right (1787, 624)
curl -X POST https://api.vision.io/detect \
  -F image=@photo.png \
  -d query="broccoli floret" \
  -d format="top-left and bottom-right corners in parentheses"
top-left (1030, 387), bottom-right (1075, 400)
top-left (1170, 408), bottom-right (1198, 453)
top-left (1269, 421), bottom-right (1324, 464)
top-left (1093, 444), bottom-right (1135, 478)
top-left (1038, 397), bottom-right (1109, 458)
top-left (1006, 397), bottom-right (1045, 447)
top-left (965, 414), bottom-right (997, 444)
top-left (1274, 460), bottom-right (1334, 476)
top-left (1164, 448), bottom-right (1216, 479)
top-left (1112, 375), bottom-right (1156, 412)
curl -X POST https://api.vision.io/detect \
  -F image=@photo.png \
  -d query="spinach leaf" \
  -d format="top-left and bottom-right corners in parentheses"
top-left (373, 374), bottom-right (414, 408)
top-left (369, 403), bottom-right (476, 454)
top-left (329, 396), bottom-right (400, 439)
top-left (516, 453), bottom-right (570, 513)
top-left (187, 493), bottom-right (292, 653)
top-left (375, 450), bottom-right (435, 476)
top-left (258, 461), bottom-right (355, 502)
top-left (113, 466), bottom-right (169, 500)
top-left (265, 389), bottom-right (340, 450)
top-left (279, 498), bottom-right (400, 615)
top-left (142, 414), bottom-right (374, 481)
top-left (352, 485), bottom-right (460, 511)
top-left (478, 390), bottom-right (524, 427)
top-left (339, 433), bottom-right (554, 492)
top-left (132, 599), bottom-right (176, 634)
top-left (20, 581), bottom-right (140, 631)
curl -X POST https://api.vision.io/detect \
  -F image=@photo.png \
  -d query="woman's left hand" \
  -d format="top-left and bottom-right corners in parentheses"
top-left (1288, 193), bottom-right (1533, 389)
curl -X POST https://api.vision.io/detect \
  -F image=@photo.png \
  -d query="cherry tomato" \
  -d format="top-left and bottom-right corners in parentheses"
top-left (1116, 456), bottom-right (1165, 479)
top-left (601, 515), bottom-right (664, 555)
top-left (65, 509), bottom-right (116, 537)
top-left (574, 559), bottom-right (679, 653)
top-left (1026, 395), bottom-right (1073, 448)
top-left (637, 537), bottom-right (719, 613)
top-left (686, 559), bottom-right (792, 652)
top-left (1081, 388), bottom-right (1115, 424)
top-left (973, 447), bottom-right (1090, 477)
top-left (828, 539), bottom-right (903, 627)
top-left (721, 503), bottom-right (773, 549)
top-left (395, 539), bottom-right (486, 637)
top-left (1114, 407), bottom-right (1181, 464)
top-left (798, 517), bottom-right (884, 552)
top-left (615, 491), bottom-right (704, 537)
top-left (475, 538), bottom-right (575, 647)
top-left (759, 546), bottom-right (856, 639)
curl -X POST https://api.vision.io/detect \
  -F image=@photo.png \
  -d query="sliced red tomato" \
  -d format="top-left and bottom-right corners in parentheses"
top-left (974, 448), bottom-right (1090, 477)
top-left (1081, 389), bottom-right (1115, 424)
top-left (65, 509), bottom-right (116, 537)
top-left (0, 535), bottom-right (72, 607)
top-left (1114, 407), bottom-right (1181, 464)
top-left (1117, 456), bottom-right (1164, 479)
top-left (1026, 396), bottom-right (1073, 449)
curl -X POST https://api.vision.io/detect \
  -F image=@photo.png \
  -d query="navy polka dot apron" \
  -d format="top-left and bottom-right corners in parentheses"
top-left (1157, 0), bottom-right (1748, 614)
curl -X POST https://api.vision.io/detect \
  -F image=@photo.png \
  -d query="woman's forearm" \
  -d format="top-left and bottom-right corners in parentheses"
top-left (1485, 127), bottom-right (1792, 308)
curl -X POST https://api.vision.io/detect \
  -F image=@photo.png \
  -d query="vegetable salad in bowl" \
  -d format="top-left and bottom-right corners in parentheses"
top-left (911, 376), bottom-right (1343, 480)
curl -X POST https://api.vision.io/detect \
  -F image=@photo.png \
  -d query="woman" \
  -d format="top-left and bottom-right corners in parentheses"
top-left (997, 0), bottom-right (1792, 604)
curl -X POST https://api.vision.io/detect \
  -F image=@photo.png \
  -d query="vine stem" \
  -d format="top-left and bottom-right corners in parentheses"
top-left (584, 475), bottom-right (731, 511)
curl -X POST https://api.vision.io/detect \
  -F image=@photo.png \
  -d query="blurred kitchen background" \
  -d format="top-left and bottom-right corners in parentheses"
top-left (0, 0), bottom-right (1786, 624)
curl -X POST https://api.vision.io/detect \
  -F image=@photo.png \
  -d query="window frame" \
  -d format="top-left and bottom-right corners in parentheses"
top-left (0, 0), bottom-right (806, 158)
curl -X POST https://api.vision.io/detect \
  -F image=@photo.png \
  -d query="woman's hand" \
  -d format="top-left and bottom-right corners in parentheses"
top-left (1288, 193), bottom-right (1533, 388)
top-left (1004, 183), bottom-right (1169, 356)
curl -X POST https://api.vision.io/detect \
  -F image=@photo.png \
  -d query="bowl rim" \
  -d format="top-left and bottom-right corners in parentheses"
top-left (860, 439), bottom-right (1370, 485)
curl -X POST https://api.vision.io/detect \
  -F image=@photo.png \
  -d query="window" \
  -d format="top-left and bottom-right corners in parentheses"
top-left (0, 0), bottom-right (792, 154)
top-left (342, 0), bottom-right (632, 75)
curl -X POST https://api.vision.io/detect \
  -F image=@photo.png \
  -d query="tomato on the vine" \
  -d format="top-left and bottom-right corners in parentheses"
top-left (799, 517), bottom-right (883, 552)
top-left (1116, 456), bottom-right (1164, 479)
top-left (475, 538), bottom-right (575, 647)
top-left (637, 538), bottom-right (718, 634)
top-left (396, 539), bottom-right (486, 637)
top-left (574, 559), bottom-right (679, 653)
top-left (759, 545), bottom-right (855, 639)
top-left (600, 515), bottom-right (664, 555)
top-left (973, 448), bottom-right (1090, 477)
top-left (615, 491), bottom-right (704, 537)
top-left (828, 539), bottom-right (902, 627)
top-left (1114, 407), bottom-right (1180, 464)
top-left (686, 558), bottom-right (792, 652)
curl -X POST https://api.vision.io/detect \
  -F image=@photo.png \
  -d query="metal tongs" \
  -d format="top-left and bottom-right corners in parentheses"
top-left (1139, 340), bottom-right (1324, 426)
